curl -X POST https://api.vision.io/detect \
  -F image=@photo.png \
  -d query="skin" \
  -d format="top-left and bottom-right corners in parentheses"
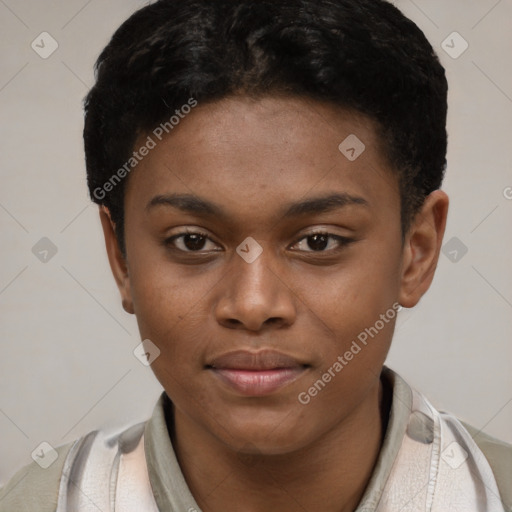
top-left (100, 95), bottom-right (449, 512)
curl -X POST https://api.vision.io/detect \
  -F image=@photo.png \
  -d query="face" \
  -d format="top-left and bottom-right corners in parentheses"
top-left (102, 95), bottom-right (446, 455)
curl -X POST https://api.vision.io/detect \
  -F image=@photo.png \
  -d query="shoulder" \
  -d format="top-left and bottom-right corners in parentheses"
top-left (0, 419), bottom-right (151, 512)
top-left (387, 368), bottom-right (511, 509)
top-left (460, 420), bottom-right (512, 510)
top-left (0, 440), bottom-right (75, 512)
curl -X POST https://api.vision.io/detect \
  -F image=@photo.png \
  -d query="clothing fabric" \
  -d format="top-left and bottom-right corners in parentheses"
top-left (0, 367), bottom-right (510, 511)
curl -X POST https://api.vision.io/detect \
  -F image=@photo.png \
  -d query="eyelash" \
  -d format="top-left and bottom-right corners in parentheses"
top-left (164, 229), bottom-right (355, 254)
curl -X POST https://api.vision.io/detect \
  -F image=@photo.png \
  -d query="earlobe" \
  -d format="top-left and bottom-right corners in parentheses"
top-left (399, 190), bottom-right (449, 308)
top-left (99, 206), bottom-right (135, 314)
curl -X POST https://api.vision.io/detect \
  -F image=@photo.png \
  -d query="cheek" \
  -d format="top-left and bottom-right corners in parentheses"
top-left (305, 247), bottom-right (400, 324)
top-left (127, 256), bottom-right (223, 382)
top-left (298, 244), bottom-right (401, 369)
top-left (130, 274), bottom-right (208, 398)
top-left (128, 258), bottom-right (196, 353)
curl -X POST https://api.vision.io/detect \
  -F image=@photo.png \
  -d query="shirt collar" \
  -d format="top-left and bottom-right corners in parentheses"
top-left (355, 367), bottom-right (413, 510)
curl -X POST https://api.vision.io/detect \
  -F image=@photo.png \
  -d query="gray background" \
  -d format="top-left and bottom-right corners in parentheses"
top-left (0, 0), bottom-right (511, 485)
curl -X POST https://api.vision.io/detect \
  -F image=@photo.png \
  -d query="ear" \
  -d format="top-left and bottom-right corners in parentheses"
top-left (399, 190), bottom-right (449, 308)
top-left (99, 206), bottom-right (134, 314)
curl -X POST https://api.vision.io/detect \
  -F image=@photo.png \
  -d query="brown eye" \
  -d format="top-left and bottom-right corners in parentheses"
top-left (306, 234), bottom-right (330, 251)
top-left (291, 232), bottom-right (354, 253)
top-left (165, 231), bottom-right (219, 252)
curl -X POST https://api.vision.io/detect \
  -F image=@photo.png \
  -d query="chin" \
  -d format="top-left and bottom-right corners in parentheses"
top-left (212, 409), bottom-right (316, 456)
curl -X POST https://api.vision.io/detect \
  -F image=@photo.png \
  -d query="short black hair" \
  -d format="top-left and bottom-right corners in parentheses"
top-left (84, 0), bottom-right (448, 254)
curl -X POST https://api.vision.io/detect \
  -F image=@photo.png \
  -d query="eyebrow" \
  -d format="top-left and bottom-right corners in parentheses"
top-left (146, 192), bottom-right (369, 219)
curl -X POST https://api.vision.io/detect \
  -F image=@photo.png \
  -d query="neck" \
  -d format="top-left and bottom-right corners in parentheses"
top-left (169, 377), bottom-right (390, 512)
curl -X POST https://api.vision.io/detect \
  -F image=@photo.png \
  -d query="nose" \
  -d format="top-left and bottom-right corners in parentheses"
top-left (214, 248), bottom-right (297, 332)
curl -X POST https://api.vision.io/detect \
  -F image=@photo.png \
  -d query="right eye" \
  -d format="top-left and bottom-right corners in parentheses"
top-left (164, 229), bottom-right (222, 253)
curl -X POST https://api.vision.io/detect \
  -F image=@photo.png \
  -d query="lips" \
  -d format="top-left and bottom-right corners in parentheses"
top-left (208, 350), bottom-right (306, 371)
top-left (206, 350), bottom-right (309, 396)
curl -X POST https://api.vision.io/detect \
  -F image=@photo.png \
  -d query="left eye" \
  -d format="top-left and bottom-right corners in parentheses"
top-left (291, 232), bottom-right (352, 252)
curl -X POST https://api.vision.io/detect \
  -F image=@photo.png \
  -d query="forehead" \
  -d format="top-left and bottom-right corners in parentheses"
top-left (125, 95), bottom-right (399, 226)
